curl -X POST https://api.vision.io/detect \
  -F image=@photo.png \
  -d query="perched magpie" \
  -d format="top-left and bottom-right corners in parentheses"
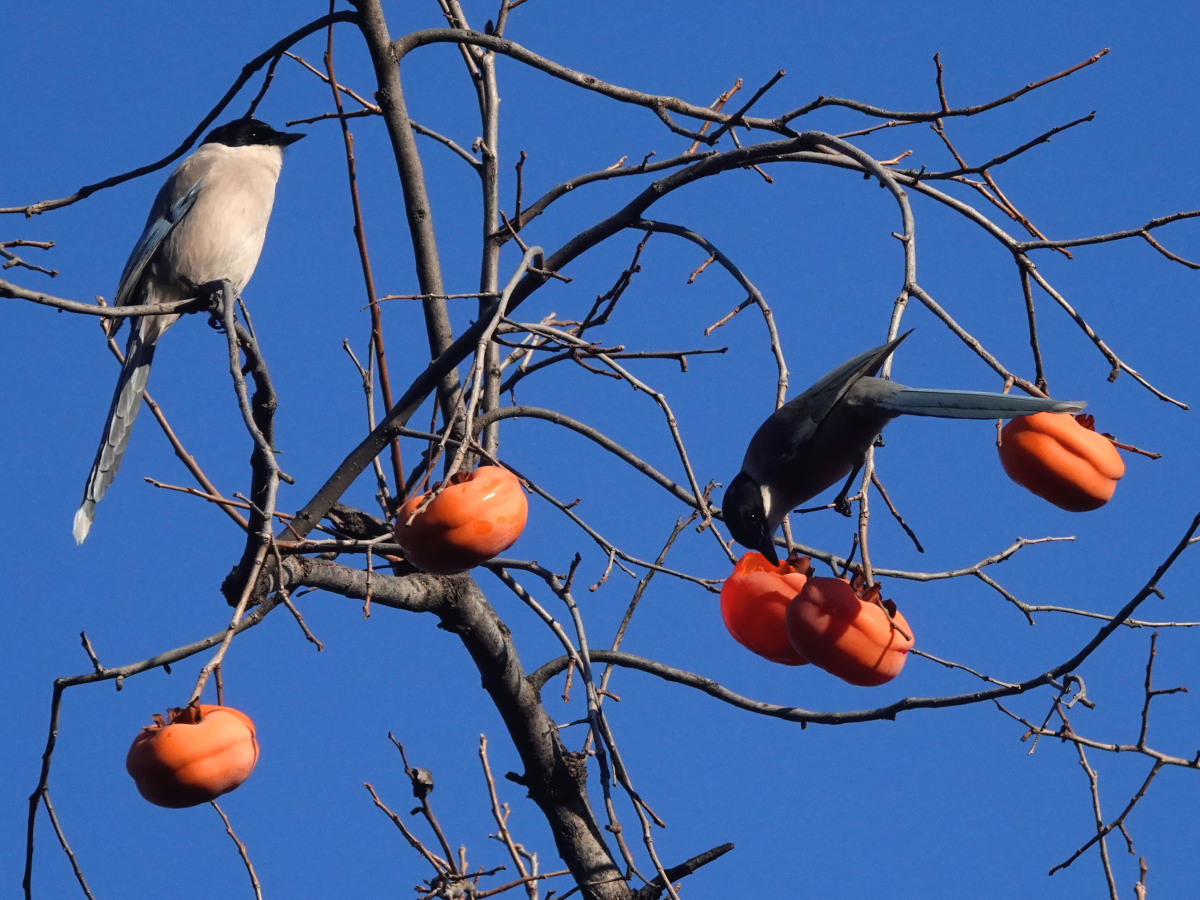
top-left (75, 118), bottom-right (304, 543)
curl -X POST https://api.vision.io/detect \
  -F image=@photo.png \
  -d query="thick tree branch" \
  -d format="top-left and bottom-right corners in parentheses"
top-left (284, 134), bottom-right (824, 542)
top-left (279, 557), bottom-right (630, 900)
top-left (353, 0), bottom-right (461, 421)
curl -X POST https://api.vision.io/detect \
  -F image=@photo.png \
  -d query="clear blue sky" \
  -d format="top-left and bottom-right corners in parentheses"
top-left (5, 2), bottom-right (1200, 898)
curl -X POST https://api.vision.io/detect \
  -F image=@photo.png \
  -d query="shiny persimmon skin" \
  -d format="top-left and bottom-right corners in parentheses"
top-left (999, 412), bottom-right (1124, 512)
top-left (395, 465), bottom-right (528, 575)
top-left (785, 577), bottom-right (913, 686)
top-left (720, 552), bottom-right (810, 665)
top-left (126, 705), bottom-right (259, 808)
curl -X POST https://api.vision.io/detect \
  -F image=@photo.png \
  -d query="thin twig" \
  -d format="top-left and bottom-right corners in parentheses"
top-left (212, 802), bottom-right (264, 900)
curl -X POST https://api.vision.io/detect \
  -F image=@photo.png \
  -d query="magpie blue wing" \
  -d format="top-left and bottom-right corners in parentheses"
top-left (112, 177), bottom-right (205, 308)
top-left (756, 332), bottom-right (910, 465)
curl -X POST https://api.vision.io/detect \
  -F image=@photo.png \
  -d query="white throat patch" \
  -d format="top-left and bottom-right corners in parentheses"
top-left (759, 482), bottom-right (775, 521)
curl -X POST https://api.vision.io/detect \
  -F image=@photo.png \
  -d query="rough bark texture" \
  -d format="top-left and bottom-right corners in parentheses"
top-left (283, 558), bottom-right (630, 900)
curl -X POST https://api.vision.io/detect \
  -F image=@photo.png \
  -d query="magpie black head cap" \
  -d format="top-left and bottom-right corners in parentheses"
top-left (203, 118), bottom-right (305, 148)
top-left (723, 472), bottom-right (779, 566)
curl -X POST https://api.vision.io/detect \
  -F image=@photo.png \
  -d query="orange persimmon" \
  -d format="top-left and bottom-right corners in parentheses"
top-left (720, 552), bottom-right (811, 665)
top-left (785, 576), bottom-right (913, 686)
top-left (126, 704), bottom-right (259, 808)
top-left (395, 465), bottom-right (528, 575)
top-left (999, 412), bottom-right (1124, 512)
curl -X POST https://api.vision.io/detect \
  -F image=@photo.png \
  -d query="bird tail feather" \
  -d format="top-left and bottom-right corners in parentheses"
top-left (878, 387), bottom-right (1085, 419)
top-left (74, 328), bottom-right (158, 544)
